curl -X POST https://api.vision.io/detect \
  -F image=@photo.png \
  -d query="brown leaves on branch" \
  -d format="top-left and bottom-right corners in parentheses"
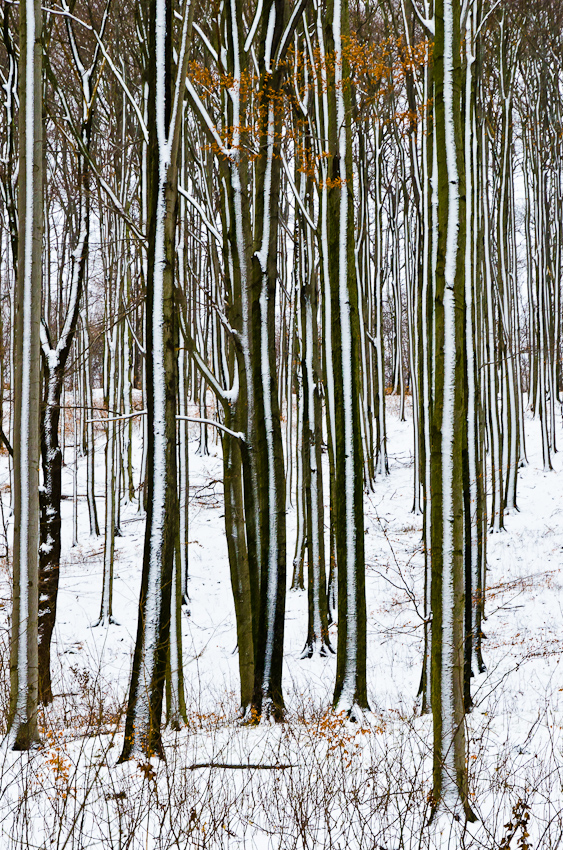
top-left (188, 33), bottom-right (432, 170)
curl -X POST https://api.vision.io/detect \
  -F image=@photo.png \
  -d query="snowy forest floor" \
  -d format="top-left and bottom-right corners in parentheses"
top-left (0, 396), bottom-right (562, 848)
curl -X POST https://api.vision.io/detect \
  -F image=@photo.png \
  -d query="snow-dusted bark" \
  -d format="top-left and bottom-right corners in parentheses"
top-left (166, 549), bottom-right (187, 729)
top-left (300, 251), bottom-right (332, 658)
top-left (418, 40), bottom-right (433, 713)
top-left (326, 0), bottom-right (369, 718)
top-left (356, 130), bottom-right (376, 491)
top-left (292, 268), bottom-right (306, 591)
top-left (463, 5), bottom-right (485, 687)
top-left (372, 120), bottom-right (388, 478)
top-left (306, 3), bottom-right (340, 618)
top-left (8, 0), bottom-right (42, 750)
top-left (122, 274), bottom-right (136, 504)
top-left (429, 0), bottom-right (475, 820)
top-left (97, 279), bottom-right (120, 627)
top-left (496, 17), bottom-right (522, 513)
top-left (187, 0), bottom-right (305, 721)
top-left (177, 342), bottom-right (189, 606)
top-left (80, 308), bottom-right (99, 537)
top-left (481, 123), bottom-right (504, 530)
top-left (250, 83), bottom-right (287, 721)
top-left (292, 140), bottom-right (331, 656)
top-left (390, 197), bottom-right (406, 420)
top-left (120, 0), bottom-right (192, 760)
top-left (0, 10), bottom-right (19, 283)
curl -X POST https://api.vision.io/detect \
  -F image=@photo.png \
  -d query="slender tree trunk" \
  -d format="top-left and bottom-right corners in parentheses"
top-left (327, 0), bottom-right (369, 717)
top-left (8, 0), bottom-right (42, 749)
top-left (249, 38), bottom-right (288, 720)
top-left (120, 0), bottom-right (191, 759)
top-left (299, 198), bottom-right (331, 657)
top-left (430, 0), bottom-right (475, 819)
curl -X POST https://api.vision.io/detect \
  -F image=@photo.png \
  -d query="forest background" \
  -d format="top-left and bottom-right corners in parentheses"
top-left (0, 0), bottom-right (563, 846)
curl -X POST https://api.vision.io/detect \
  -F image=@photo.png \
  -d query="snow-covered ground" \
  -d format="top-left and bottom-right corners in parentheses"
top-left (0, 397), bottom-right (562, 848)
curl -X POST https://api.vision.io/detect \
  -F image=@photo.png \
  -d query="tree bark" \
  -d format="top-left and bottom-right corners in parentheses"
top-left (326, 0), bottom-right (369, 718)
top-left (430, 0), bottom-right (475, 820)
top-left (119, 0), bottom-right (191, 759)
top-left (8, 0), bottom-right (42, 750)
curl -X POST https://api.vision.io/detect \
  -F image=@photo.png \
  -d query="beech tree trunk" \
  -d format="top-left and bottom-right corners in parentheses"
top-left (120, 0), bottom-right (192, 759)
top-left (326, 0), bottom-right (369, 718)
top-left (430, 0), bottom-right (475, 820)
top-left (8, 0), bottom-right (42, 750)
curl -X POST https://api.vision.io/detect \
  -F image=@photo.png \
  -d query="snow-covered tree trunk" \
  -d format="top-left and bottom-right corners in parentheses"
top-left (326, 0), bottom-right (369, 718)
top-left (177, 341), bottom-right (189, 606)
top-left (248, 3), bottom-right (289, 721)
top-left (308, 2), bottom-right (339, 619)
top-left (98, 294), bottom-right (119, 626)
top-left (496, 16), bottom-right (521, 513)
top-left (463, 3), bottom-right (485, 689)
top-left (120, 0), bottom-right (192, 759)
top-left (418, 35), bottom-right (433, 713)
top-left (166, 544), bottom-right (187, 729)
top-left (295, 147), bottom-right (331, 656)
top-left (123, 261), bottom-right (136, 503)
top-left (292, 249), bottom-right (306, 591)
top-left (8, 0), bottom-right (42, 750)
top-left (80, 308), bottom-right (99, 536)
top-left (430, 0), bottom-right (475, 820)
top-left (301, 254), bottom-right (332, 658)
top-left (481, 122), bottom-right (504, 530)
top-left (372, 119), bottom-right (388, 477)
top-left (356, 128), bottom-right (376, 490)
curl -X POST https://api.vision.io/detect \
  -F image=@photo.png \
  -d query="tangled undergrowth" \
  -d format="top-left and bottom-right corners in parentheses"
top-left (0, 677), bottom-right (562, 850)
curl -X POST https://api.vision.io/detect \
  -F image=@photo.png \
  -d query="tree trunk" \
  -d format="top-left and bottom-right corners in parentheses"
top-left (119, 0), bottom-right (190, 759)
top-left (430, 0), bottom-right (475, 819)
top-left (326, 0), bottom-right (369, 718)
top-left (8, 0), bottom-right (42, 750)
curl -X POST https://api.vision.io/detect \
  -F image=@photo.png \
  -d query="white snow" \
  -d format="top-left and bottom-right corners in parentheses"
top-left (0, 393), bottom-right (561, 843)
top-left (1, 396), bottom-right (563, 847)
